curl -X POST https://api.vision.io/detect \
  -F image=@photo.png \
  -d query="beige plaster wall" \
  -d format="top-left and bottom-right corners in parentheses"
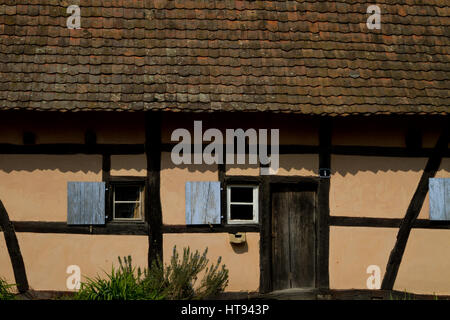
top-left (13, 233), bottom-right (148, 292)
top-left (331, 156), bottom-right (450, 219)
top-left (330, 227), bottom-right (450, 295)
top-left (160, 152), bottom-right (218, 225)
top-left (0, 155), bottom-right (102, 221)
top-left (0, 236), bottom-right (15, 287)
top-left (276, 154), bottom-right (318, 176)
top-left (225, 163), bottom-right (260, 176)
top-left (331, 156), bottom-right (427, 218)
top-left (395, 229), bottom-right (450, 295)
top-left (110, 154), bottom-right (147, 177)
top-left (329, 226), bottom-right (398, 290)
top-left (163, 233), bottom-right (260, 292)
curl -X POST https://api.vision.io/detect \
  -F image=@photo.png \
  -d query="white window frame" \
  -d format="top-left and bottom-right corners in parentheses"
top-left (112, 184), bottom-right (144, 222)
top-left (226, 184), bottom-right (259, 224)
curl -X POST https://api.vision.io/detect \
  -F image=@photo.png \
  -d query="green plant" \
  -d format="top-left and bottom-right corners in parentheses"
top-left (0, 277), bottom-right (16, 300)
top-left (145, 246), bottom-right (229, 300)
top-left (74, 246), bottom-right (229, 300)
top-left (74, 256), bottom-right (164, 300)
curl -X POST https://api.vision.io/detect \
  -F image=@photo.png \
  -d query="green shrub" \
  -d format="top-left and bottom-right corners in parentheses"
top-left (0, 277), bottom-right (15, 300)
top-left (74, 256), bottom-right (164, 300)
top-left (145, 246), bottom-right (229, 300)
top-left (74, 246), bottom-right (229, 300)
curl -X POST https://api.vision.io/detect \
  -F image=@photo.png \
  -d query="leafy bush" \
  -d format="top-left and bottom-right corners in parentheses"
top-left (145, 246), bottom-right (229, 300)
top-left (0, 277), bottom-right (15, 300)
top-left (74, 246), bottom-right (229, 300)
top-left (74, 256), bottom-right (164, 300)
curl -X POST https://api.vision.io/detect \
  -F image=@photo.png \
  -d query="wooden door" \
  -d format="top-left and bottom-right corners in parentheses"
top-left (271, 184), bottom-right (316, 290)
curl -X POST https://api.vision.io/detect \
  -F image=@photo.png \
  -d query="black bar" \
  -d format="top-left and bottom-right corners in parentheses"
top-left (161, 224), bottom-right (260, 233)
top-left (316, 118), bottom-right (331, 289)
top-left (330, 216), bottom-right (450, 229)
top-left (382, 128), bottom-right (449, 290)
top-left (0, 200), bottom-right (29, 293)
top-left (145, 112), bottom-right (163, 267)
top-left (3, 221), bottom-right (149, 235)
top-left (0, 144), bottom-right (145, 155)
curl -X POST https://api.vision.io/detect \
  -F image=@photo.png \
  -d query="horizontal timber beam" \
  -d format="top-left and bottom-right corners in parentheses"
top-left (0, 221), bottom-right (149, 235)
top-left (0, 143), bottom-right (448, 158)
top-left (0, 144), bottom-right (145, 155)
top-left (162, 224), bottom-right (260, 233)
top-left (330, 216), bottom-right (450, 229)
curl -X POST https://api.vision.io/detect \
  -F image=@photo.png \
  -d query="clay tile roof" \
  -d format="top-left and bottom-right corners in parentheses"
top-left (0, 0), bottom-right (449, 115)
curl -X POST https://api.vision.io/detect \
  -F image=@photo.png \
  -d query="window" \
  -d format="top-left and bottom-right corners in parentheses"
top-left (226, 185), bottom-right (259, 224)
top-left (429, 178), bottom-right (450, 221)
top-left (111, 183), bottom-right (145, 222)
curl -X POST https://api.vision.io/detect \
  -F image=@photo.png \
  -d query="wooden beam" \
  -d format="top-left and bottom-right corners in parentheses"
top-left (0, 144), bottom-right (145, 155)
top-left (162, 224), bottom-right (260, 233)
top-left (145, 112), bottom-right (163, 267)
top-left (4, 221), bottom-right (148, 235)
top-left (381, 129), bottom-right (449, 290)
top-left (330, 216), bottom-right (450, 229)
top-left (102, 154), bottom-right (111, 182)
top-left (259, 176), bottom-right (272, 293)
top-left (0, 200), bottom-right (29, 293)
top-left (331, 145), bottom-right (450, 158)
top-left (316, 118), bottom-right (331, 289)
top-left (1, 143), bottom-right (448, 158)
top-left (218, 163), bottom-right (226, 225)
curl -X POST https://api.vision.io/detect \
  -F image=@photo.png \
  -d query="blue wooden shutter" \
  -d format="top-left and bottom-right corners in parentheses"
top-left (429, 178), bottom-right (450, 221)
top-left (186, 181), bottom-right (221, 225)
top-left (67, 182), bottom-right (106, 225)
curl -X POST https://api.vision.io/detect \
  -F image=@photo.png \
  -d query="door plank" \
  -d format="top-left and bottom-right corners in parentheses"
top-left (271, 185), bottom-right (316, 290)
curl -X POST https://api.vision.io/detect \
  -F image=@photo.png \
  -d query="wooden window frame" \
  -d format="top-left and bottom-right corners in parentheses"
top-left (106, 177), bottom-right (146, 224)
top-left (226, 184), bottom-right (259, 225)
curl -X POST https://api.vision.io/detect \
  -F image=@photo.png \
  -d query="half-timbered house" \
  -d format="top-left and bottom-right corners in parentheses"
top-left (0, 0), bottom-right (449, 297)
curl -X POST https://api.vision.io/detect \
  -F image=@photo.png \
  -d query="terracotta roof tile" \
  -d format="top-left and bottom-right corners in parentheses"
top-left (0, 0), bottom-right (449, 115)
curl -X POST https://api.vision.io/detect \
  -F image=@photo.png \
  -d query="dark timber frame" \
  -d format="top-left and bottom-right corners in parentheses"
top-left (145, 112), bottom-right (163, 267)
top-left (0, 112), bottom-right (448, 294)
top-left (381, 129), bottom-right (449, 290)
top-left (0, 200), bottom-right (29, 293)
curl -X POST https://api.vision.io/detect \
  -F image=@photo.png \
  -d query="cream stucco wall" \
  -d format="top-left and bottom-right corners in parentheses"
top-left (110, 154), bottom-right (147, 177)
top-left (329, 226), bottom-right (398, 290)
top-left (14, 233), bottom-right (148, 292)
top-left (395, 229), bottom-right (450, 295)
top-left (330, 226), bottom-right (450, 295)
top-left (0, 155), bottom-right (102, 221)
top-left (331, 156), bottom-right (450, 219)
top-left (0, 236), bottom-right (15, 287)
top-left (160, 152), bottom-right (218, 225)
top-left (163, 233), bottom-right (260, 292)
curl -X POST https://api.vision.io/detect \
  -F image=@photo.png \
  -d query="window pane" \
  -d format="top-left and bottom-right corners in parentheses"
top-left (115, 186), bottom-right (141, 202)
top-left (230, 187), bottom-right (253, 203)
top-left (230, 204), bottom-right (253, 220)
top-left (115, 203), bottom-right (141, 219)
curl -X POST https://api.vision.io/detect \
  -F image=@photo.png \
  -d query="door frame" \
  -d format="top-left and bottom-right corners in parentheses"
top-left (259, 176), bottom-right (329, 293)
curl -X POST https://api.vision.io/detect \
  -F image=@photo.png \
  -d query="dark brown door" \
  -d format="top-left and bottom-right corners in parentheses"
top-left (271, 184), bottom-right (316, 290)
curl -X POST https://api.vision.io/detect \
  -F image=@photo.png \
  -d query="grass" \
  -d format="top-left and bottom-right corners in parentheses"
top-left (0, 277), bottom-right (16, 300)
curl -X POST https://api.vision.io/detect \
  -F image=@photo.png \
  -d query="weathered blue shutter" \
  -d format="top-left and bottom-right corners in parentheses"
top-left (186, 181), bottom-right (221, 225)
top-left (429, 178), bottom-right (450, 221)
top-left (67, 182), bottom-right (106, 225)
